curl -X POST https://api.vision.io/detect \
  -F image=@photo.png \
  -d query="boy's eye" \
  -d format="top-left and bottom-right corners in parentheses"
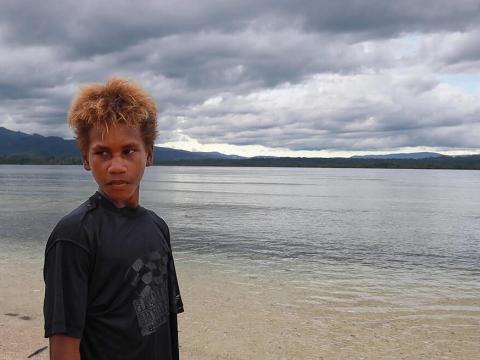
top-left (124, 149), bottom-right (136, 155)
top-left (94, 151), bottom-right (110, 157)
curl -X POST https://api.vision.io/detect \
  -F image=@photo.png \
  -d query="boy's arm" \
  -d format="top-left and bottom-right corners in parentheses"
top-left (44, 239), bottom-right (90, 347)
top-left (49, 335), bottom-right (81, 360)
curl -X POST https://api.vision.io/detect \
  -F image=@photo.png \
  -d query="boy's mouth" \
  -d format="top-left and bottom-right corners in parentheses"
top-left (108, 180), bottom-right (129, 186)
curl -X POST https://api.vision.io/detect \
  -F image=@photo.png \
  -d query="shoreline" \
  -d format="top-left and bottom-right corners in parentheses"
top-left (1, 158), bottom-right (480, 171)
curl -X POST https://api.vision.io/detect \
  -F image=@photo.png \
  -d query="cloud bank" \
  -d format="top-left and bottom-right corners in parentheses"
top-left (1, 0), bottom-right (479, 156)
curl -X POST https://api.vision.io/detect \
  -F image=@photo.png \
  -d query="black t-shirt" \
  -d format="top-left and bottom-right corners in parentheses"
top-left (43, 191), bottom-right (184, 360)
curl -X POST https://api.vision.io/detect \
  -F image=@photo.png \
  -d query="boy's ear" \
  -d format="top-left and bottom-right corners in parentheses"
top-left (83, 156), bottom-right (91, 171)
top-left (146, 146), bottom-right (153, 167)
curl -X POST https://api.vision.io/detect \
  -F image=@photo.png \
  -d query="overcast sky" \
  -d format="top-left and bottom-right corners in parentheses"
top-left (1, 0), bottom-right (480, 157)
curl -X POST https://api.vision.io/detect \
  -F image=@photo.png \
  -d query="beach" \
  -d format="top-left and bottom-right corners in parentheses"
top-left (1, 251), bottom-right (479, 360)
top-left (177, 259), bottom-right (480, 359)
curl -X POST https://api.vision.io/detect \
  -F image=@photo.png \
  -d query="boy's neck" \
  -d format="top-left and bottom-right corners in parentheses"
top-left (97, 188), bottom-right (140, 209)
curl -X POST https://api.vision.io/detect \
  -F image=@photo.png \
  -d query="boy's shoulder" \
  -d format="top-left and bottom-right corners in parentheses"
top-left (55, 194), bottom-right (98, 230)
top-left (145, 208), bottom-right (168, 228)
top-left (63, 196), bottom-right (96, 222)
top-left (144, 208), bottom-right (171, 244)
top-left (45, 195), bottom-right (98, 254)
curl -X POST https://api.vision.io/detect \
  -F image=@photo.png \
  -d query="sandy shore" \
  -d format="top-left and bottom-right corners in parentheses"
top-left (1, 255), bottom-right (479, 360)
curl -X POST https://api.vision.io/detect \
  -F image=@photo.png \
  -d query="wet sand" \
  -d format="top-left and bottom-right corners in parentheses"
top-left (1, 256), bottom-right (479, 360)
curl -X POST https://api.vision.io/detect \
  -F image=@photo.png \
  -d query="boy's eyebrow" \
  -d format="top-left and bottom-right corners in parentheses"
top-left (91, 142), bottom-right (141, 150)
top-left (91, 144), bottom-right (110, 151)
top-left (122, 142), bottom-right (141, 148)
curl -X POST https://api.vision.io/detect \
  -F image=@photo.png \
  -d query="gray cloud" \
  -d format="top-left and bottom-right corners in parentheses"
top-left (3, 1), bottom-right (480, 50)
top-left (0, 0), bottom-right (479, 154)
top-left (164, 72), bottom-right (480, 150)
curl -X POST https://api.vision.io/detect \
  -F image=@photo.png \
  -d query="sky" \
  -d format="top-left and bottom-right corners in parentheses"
top-left (1, 0), bottom-right (480, 158)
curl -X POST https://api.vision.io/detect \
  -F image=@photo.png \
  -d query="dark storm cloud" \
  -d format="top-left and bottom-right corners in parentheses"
top-left (0, 0), bottom-right (264, 56)
top-left (2, 0), bottom-right (480, 51)
top-left (0, 0), bottom-right (480, 153)
top-left (293, 0), bottom-right (480, 36)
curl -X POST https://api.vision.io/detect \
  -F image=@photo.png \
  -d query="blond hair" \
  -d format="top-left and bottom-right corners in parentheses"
top-left (68, 77), bottom-right (158, 155)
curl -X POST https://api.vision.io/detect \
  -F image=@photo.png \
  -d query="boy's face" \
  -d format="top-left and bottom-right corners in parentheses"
top-left (83, 123), bottom-right (153, 208)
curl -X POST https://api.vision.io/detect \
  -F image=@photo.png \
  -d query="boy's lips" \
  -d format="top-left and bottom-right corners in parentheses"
top-left (108, 180), bottom-right (129, 186)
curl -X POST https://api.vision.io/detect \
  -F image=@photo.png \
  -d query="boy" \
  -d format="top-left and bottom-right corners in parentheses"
top-left (43, 78), bottom-right (184, 360)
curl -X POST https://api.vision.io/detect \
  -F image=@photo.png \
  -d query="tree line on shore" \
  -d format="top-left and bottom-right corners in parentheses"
top-left (1, 154), bottom-right (479, 170)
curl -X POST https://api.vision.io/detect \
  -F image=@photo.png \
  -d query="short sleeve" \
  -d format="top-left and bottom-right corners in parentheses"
top-left (43, 239), bottom-right (91, 338)
top-left (150, 211), bottom-right (184, 314)
top-left (161, 221), bottom-right (184, 314)
top-left (169, 253), bottom-right (184, 314)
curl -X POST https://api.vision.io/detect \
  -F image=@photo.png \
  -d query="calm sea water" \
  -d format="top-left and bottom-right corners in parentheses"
top-left (1, 165), bottom-right (479, 305)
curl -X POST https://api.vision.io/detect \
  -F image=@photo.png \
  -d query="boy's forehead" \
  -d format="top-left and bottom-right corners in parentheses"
top-left (88, 123), bottom-right (144, 148)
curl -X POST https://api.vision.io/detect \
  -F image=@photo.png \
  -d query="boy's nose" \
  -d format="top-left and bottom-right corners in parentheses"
top-left (108, 157), bottom-right (127, 173)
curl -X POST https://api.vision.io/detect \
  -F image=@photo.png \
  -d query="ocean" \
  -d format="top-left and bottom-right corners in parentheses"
top-left (1, 165), bottom-right (479, 315)
top-left (1, 165), bottom-right (480, 359)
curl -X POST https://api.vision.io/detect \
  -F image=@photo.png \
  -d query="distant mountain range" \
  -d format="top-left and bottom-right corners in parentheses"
top-left (1, 126), bottom-right (479, 169)
top-left (0, 127), bottom-right (243, 161)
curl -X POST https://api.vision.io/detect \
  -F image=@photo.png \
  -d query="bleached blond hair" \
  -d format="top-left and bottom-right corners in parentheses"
top-left (68, 77), bottom-right (158, 155)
